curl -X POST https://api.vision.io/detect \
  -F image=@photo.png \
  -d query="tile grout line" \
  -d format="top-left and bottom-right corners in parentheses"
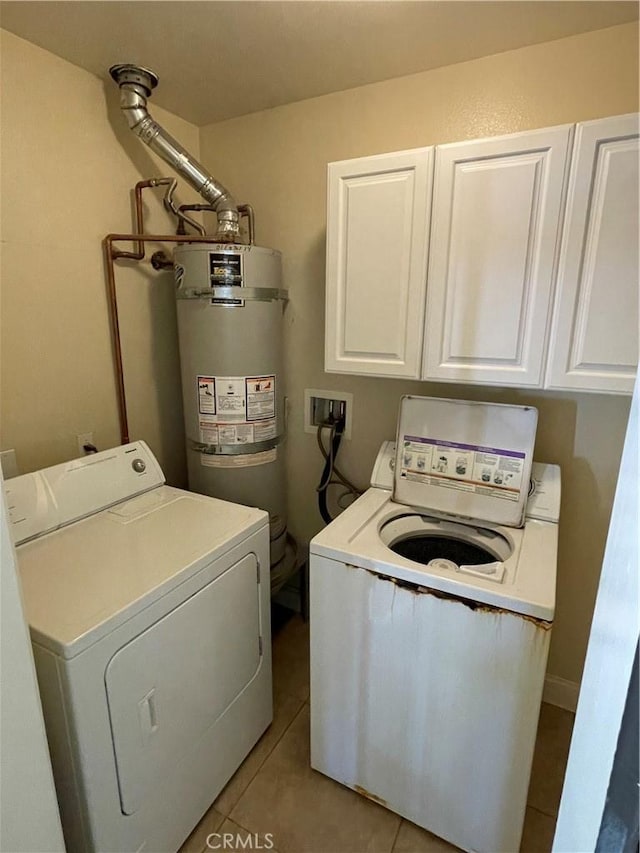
top-left (524, 800), bottom-right (566, 820)
top-left (185, 806), bottom-right (227, 853)
top-left (225, 696), bottom-right (308, 820)
top-left (222, 812), bottom-right (275, 846)
top-left (527, 803), bottom-right (559, 821)
top-left (224, 792), bottom-right (557, 853)
top-left (389, 816), bottom-right (404, 853)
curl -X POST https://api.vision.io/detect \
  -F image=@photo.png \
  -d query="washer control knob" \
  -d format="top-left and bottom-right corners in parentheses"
top-left (132, 458), bottom-right (146, 473)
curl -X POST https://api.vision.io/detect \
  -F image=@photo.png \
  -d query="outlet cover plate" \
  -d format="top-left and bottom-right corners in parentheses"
top-left (1, 449), bottom-right (19, 479)
top-left (76, 432), bottom-right (94, 455)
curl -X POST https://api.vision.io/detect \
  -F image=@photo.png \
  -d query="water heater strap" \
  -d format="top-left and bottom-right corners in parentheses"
top-left (176, 286), bottom-right (288, 303)
top-left (188, 436), bottom-right (283, 456)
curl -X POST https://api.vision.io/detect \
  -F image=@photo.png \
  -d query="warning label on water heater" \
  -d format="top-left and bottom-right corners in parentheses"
top-left (197, 374), bottom-right (276, 445)
top-left (246, 376), bottom-right (275, 420)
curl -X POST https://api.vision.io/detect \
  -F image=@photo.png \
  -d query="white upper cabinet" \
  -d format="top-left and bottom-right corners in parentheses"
top-left (325, 148), bottom-right (433, 378)
top-left (324, 115), bottom-right (638, 394)
top-left (545, 114), bottom-right (639, 394)
top-left (422, 126), bottom-right (572, 387)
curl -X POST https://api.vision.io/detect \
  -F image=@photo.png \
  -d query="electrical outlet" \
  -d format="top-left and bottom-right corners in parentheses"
top-left (0, 449), bottom-right (19, 479)
top-left (304, 389), bottom-right (353, 439)
top-left (77, 432), bottom-right (94, 455)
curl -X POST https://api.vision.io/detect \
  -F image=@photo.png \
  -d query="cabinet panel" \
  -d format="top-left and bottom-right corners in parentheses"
top-left (325, 149), bottom-right (433, 378)
top-left (545, 115), bottom-right (639, 394)
top-left (423, 126), bottom-right (572, 387)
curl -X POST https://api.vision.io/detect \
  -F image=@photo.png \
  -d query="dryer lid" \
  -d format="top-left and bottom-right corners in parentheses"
top-left (393, 396), bottom-right (538, 528)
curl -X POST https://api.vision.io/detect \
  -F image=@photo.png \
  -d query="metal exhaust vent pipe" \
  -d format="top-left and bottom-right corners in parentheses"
top-left (110, 64), bottom-right (239, 240)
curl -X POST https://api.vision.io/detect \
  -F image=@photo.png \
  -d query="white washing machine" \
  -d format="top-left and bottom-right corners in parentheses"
top-left (310, 396), bottom-right (560, 853)
top-left (6, 442), bottom-right (272, 853)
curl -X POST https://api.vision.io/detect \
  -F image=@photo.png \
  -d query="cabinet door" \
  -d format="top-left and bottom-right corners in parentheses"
top-left (545, 114), bottom-right (639, 394)
top-left (325, 148), bottom-right (433, 378)
top-left (423, 126), bottom-right (572, 387)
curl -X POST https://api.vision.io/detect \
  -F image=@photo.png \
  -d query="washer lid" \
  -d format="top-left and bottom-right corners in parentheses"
top-left (393, 396), bottom-right (538, 528)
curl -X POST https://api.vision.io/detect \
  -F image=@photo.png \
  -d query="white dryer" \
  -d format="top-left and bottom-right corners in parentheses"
top-left (7, 442), bottom-right (272, 853)
top-left (310, 396), bottom-right (560, 853)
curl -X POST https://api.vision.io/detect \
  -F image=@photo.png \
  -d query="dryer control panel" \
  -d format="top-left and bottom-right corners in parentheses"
top-left (6, 442), bottom-right (164, 545)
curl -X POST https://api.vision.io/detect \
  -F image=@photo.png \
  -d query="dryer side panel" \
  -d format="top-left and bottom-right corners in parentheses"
top-left (31, 643), bottom-right (91, 853)
top-left (106, 552), bottom-right (262, 815)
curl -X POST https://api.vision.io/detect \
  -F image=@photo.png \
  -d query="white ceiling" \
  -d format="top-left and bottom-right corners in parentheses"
top-left (1, 1), bottom-right (638, 126)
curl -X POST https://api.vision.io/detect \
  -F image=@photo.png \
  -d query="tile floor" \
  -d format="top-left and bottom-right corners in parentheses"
top-left (181, 613), bottom-right (574, 853)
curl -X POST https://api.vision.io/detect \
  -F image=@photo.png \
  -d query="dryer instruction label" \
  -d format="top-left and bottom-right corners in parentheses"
top-left (400, 435), bottom-right (525, 501)
top-left (197, 375), bottom-right (276, 445)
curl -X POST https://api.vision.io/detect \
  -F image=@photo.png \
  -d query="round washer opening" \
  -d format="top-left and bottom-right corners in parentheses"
top-left (390, 535), bottom-right (498, 566)
top-left (379, 513), bottom-right (513, 568)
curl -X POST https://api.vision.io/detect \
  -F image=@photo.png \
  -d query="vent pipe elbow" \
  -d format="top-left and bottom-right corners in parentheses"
top-left (109, 64), bottom-right (240, 240)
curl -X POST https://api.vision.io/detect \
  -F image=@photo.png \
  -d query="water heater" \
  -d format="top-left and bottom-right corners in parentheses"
top-left (109, 63), bottom-right (292, 584)
top-left (174, 243), bottom-right (288, 572)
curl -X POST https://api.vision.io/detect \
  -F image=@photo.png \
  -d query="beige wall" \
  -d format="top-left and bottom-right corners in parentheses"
top-left (0, 29), bottom-right (201, 485)
top-left (199, 23), bottom-right (638, 685)
top-left (0, 23), bottom-right (636, 686)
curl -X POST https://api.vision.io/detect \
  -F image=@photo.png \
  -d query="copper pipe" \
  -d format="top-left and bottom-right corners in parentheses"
top-left (104, 239), bottom-right (130, 443)
top-left (177, 203), bottom-right (255, 245)
top-left (114, 179), bottom-right (177, 260)
top-left (107, 233), bottom-right (218, 247)
top-left (176, 204), bottom-right (209, 236)
top-left (238, 204), bottom-right (255, 246)
top-left (104, 232), bottom-right (221, 445)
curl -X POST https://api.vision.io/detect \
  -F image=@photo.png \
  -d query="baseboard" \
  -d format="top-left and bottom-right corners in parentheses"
top-left (544, 674), bottom-right (580, 712)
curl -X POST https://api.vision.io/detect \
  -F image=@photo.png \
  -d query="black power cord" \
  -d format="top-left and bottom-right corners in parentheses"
top-left (316, 417), bottom-right (363, 524)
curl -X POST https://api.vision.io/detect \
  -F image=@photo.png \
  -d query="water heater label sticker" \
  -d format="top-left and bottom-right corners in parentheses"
top-left (210, 252), bottom-right (243, 305)
top-left (254, 419), bottom-right (277, 441)
top-left (246, 376), bottom-right (276, 421)
top-left (201, 448), bottom-right (278, 468)
top-left (400, 435), bottom-right (525, 501)
top-left (196, 374), bottom-right (277, 444)
top-left (199, 420), bottom-right (218, 444)
top-left (216, 378), bottom-right (247, 420)
top-left (218, 423), bottom-right (254, 444)
top-left (197, 377), bottom-right (216, 415)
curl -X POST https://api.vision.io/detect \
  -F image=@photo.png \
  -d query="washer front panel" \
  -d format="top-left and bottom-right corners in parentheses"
top-left (310, 552), bottom-right (550, 852)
